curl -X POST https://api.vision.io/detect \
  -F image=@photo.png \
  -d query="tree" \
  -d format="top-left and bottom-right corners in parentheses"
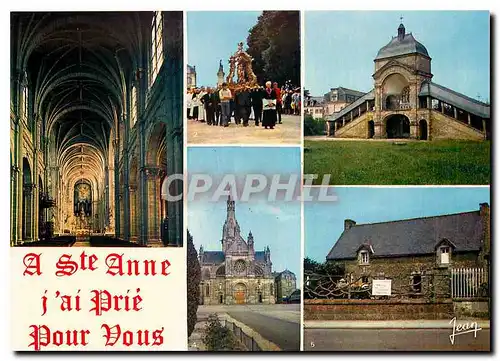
top-left (304, 257), bottom-right (320, 272)
top-left (246, 11), bottom-right (300, 87)
top-left (187, 230), bottom-right (201, 337)
top-left (304, 114), bottom-right (326, 136)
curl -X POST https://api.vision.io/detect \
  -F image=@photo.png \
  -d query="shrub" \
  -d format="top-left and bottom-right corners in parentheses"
top-left (304, 114), bottom-right (326, 136)
top-left (187, 230), bottom-right (201, 337)
top-left (202, 314), bottom-right (241, 351)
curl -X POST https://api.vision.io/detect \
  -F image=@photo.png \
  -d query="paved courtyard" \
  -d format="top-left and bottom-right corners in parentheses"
top-left (193, 304), bottom-right (300, 351)
top-left (188, 115), bottom-right (301, 144)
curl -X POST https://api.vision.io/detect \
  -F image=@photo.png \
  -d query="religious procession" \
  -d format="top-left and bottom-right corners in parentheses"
top-left (187, 11), bottom-right (300, 144)
top-left (187, 80), bottom-right (301, 129)
top-left (187, 40), bottom-right (300, 129)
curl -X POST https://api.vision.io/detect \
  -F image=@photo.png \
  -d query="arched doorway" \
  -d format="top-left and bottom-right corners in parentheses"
top-left (386, 114), bottom-right (410, 139)
top-left (74, 180), bottom-right (92, 231)
top-left (368, 120), bottom-right (375, 138)
top-left (22, 157), bottom-right (32, 241)
top-left (233, 283), bottom-right (247, 304)
top-left (419, 119), bottom-right (428, 140)
top-left (382, 73), bottom-right (410, 111)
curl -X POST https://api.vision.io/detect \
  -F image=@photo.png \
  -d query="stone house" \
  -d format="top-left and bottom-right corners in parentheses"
top-left (275, 269), bottom-right (297, 303)
top-left (326, 203), bottom-right (490, 299)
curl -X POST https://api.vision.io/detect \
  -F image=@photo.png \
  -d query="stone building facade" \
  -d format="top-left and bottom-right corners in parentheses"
top-left (187, 64), bottom-right (196, 88)
top-left (326, 23), bottom-right (490, 140)
top-left (275, 270), bottom-right (297, 303)
top-left (198, 196), bottom-right (276, 305)
top-left (326, 203), bottom-right (490, 299)
top-left (10, 12), bottom-right (183, 247)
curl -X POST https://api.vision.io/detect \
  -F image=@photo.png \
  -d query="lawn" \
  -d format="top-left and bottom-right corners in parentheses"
top-left (304, 140), bottom-right (491, 185)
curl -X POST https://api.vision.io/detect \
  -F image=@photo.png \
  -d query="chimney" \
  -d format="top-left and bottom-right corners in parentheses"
top-left (480, 203), bottom-right (490, 254)
top-left (344, 219), bottom-right (356, 231)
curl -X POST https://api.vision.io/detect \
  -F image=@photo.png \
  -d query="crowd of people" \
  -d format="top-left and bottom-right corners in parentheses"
top-left (187, 81), bottom-right (301, 129)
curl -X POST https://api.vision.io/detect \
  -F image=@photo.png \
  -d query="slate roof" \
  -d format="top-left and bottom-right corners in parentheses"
top-left (201, 251), bottom-right (225, 264)
top-left (306, 96), bottom-right (324, 106)
top-left (375, 33), bottom-right (429, 60)
top-left (419, 81), bottom-right (490, 118)
top-left (255, 251), bottom-right (266, 262)
top-left (326, 210), bottom-right (484, 261)
top-left (327, 90), bottom-right (375, 122)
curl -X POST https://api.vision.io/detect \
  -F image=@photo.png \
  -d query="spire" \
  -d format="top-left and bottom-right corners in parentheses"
top-left (397, 18), bottom-right (405, 41)
top-left (227, 193), bottom-right (235, 214)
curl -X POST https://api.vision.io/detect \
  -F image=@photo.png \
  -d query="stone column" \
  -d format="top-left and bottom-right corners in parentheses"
top-left (32, 148), bottom-right (40, 241)
top-left (144, 167), bottom-right (160, 244)
top-left (113, 140), bottom-right (121, 238)
top-left (122, 114), bottom-right (131, 241)
top-left (164, 11), bottom-right (183, 247)
top-left (23, 183), bottom-right (35, 241)
top-left (129, 185), bottom-right (138, 240)
top-left (468, 113), bottom-right (471, 125)
top-left (427, 96), bottom-right (431, 109)
top-left (453, 107), bottom-right (457, 119)
top-left (11, 164), bottom-right (20, 245)
top-left (373, 121), bottom-right (383, 139)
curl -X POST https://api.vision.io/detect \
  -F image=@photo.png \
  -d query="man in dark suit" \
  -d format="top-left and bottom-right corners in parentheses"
top-left (237, 86), bottom-right (252, 127)
top-left (212, 87), bottom-right (221, 126)
top-left (202, 87), bottom-right (215, 125)
top-left (251, 86), bottom-right (264, 126)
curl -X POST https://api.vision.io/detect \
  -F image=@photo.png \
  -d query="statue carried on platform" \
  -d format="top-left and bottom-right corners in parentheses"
top-left (224, 41), bottom-right (258, 89)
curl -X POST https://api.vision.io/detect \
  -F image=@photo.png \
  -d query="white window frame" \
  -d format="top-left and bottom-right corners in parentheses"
top-left (149, 11), bottom-right (164, 87)
top-left (130, 85), bottom-right (137, 126)
top-left (22, 81), bottom-right (28, 122)
top-left (440, 246), bottom-right (451, 265)
top-left (359, 250), bottom-right (369, 265)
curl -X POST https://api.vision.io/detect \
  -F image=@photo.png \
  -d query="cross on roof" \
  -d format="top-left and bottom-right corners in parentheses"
top-left (400, 15), bottom-right (403, 23)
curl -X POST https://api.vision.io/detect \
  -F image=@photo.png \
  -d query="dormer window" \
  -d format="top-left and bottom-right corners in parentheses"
top-left (359, 250), bottom-right (369, 265)
top-left (435, 239), bottom-right (454, 267)
top-left (440, 246), bottom-right (450, 264)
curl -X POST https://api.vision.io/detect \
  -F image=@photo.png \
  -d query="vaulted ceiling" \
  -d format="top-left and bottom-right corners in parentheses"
top-left (12, 11), bottom-right (152, 190)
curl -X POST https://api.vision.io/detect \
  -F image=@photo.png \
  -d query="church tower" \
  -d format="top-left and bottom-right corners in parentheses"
top-left (222, 194), bottom-right (241, 251)
top-left (217, 60), bottom-right (225, 87)
top-left (372, 21), bottom-right (433, 139)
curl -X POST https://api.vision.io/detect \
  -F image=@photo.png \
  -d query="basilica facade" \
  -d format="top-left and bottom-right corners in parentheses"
top-left (326, 23), bottom-right (490, 141)
top-left (198, 196), bottom-right (277, 305)
top-left (10, 12), bottom-right (183, 247)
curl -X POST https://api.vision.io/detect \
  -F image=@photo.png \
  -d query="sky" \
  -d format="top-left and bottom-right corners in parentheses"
top-left (305, 11), bottom-right (490, 101)
top-left (187, 11), bottom-right (261, 87)
top-left (305, 187), bottom-right (490, 263)
top-left (187, 147), bottom-right (301, 282)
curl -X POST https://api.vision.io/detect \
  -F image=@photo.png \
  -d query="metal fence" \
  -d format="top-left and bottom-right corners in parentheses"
top-left (451, 268), bottom-right (488, 299)
top-left (304, 270), bottom-right (473, 300)
top-left (224, 320), bottom-right (261, 351)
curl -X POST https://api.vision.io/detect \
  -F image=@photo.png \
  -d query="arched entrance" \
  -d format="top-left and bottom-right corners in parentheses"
top-left (22, 157), bottom-right (32, 241)
top-left (368, 120), bottom-right (375, 138)
top-left (419, 119), bottom-right (428, 140)
top-left (386, 114), bottom-right (410, 139)
top-left (233, 283), bottom-right (247, 304)
top-left (382, 73), bottom-right (410, 111)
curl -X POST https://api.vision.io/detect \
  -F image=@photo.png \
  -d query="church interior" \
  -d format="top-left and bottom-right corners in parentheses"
top-left (10, 12), bottom-right (183, 247)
